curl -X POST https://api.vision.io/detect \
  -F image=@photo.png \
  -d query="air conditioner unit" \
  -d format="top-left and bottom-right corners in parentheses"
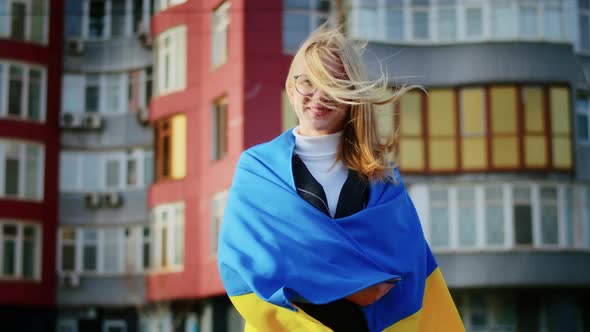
top-left (60, 112), bottom-right (83, 129)
top-left (62, 272), bottom-right (80, 288)
top-left (103, 191), bottom-right (123, 208)
top-left (84, 192), bottom-right (102, 209)
top-left (82, 113), bottom-right (103, 130)
top-left (136, 107), bottom-right (149, 125)
top-left (66, 39), bottom-right (84, 56)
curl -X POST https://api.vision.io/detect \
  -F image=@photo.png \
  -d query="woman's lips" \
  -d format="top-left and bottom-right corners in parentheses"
top-left (306, 106), bottom-right (331, 117)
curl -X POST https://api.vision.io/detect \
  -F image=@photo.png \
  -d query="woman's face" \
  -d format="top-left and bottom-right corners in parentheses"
top-left (288, 57), bottom-right (349, 136)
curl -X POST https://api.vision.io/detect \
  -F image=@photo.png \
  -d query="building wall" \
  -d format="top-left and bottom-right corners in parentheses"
top-left (0, 0), bottom-right (63, 307)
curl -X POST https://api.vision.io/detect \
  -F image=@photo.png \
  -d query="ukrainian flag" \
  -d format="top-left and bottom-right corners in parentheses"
top-left (218, 129), bottom-right (464, 332)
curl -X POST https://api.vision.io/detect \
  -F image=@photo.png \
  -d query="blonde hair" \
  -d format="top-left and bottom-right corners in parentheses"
top-left (286, 26), bottom-right (414, 182)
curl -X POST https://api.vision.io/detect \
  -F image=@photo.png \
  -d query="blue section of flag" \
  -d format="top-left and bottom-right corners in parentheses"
top-left (218, 129), bottom-right (438, 331)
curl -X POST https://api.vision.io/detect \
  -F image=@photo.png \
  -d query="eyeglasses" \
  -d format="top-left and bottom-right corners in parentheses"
top-left (293, 75), bottom-right (317, 96)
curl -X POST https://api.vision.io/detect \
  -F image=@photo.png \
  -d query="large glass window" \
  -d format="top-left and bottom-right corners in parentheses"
top-left (429, 188), bottom-right (449, 248)
top-left (212, 1), bottom-right (230, 67)
top-left (212, 97), bottom-right (228, 161)
top-left (59, 226), bottom-right (151, 275)
top-left (513, 187), bottom-right (532, 245)
top-left (0, 62), bottom-right (46, 122)
top-left (0, 221), bottom-right (41, 280)
top-left (457, 293), bottom-right (516, 332)
top-left (581, 0), bottom-right (590, 50)
top-left (155, 26), bottom-right (186, 95)
top-left (64, 0), bottom-right (152, 40)
top-left (345, 0), bottom-right (569, 44)
top-left (397, 85), bottom-right (572, 174)
top-left (0, 0), bottom-right (48, 44)
top-left (284, 0), bottom-right (330, 53)
top-left (576, 93), bottom-right (589, 143)
top-left (151, 203), bottom-right (184, 271)
top-left (155, 115), bottom-right (186, 181)
top-left (416, 183), bottom-right (589, 250)
top-left (0, 140), bottom-right (44, 200)
top-left (59, 149), bottom-right (153, 192)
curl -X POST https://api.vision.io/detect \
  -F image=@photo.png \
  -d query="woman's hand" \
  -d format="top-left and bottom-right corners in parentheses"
top-left (345, 282), bottom-right (395, 306)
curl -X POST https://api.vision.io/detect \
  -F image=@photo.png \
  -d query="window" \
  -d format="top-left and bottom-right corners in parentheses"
top-left (283, 0), bottom-right (330, 53)
top-left (576, 94), bottom-right (589, 143)
top-left (484, 187), bottom-right (504, 246)
top-left (581, 0), bottom-right (590, 50)
top-left (490, 86), bottom-right (519, 168)
top-left (415, 182), bottom-right (590, 251)
top-left (345, 0), bottom-right (568, 44)
top-left (0, 0), bottom-right (48, 44)
top-left (211, 191), bottom-right (228, 255)
top-left (411, 0), bottom-right (429, 39)
top-left (59, 225), bottom-right (151, 275)
top-left (429, 188), bottom-right (449, 248)
top-left (513, 187), bottom-right (532, 245)
top-left (151, 203), bottom-right (184, 270)
top-left (398, 91), bottom-right (425, 170)
top-left (540, 187), bottom-right (558, 245)
top-left (103, 320), bottom-right (127, 332)
top-left (523, 87), bottom-right (548, 167)
top-left (0, 140), bottom-right (44, 200)
top-left (0, 221), bottom-right (41, 280)
top-left (212, 1), bottom-right (230, 67)
top-left (549, 87), bottom-right (572, 169)
top-left (57, 319), bottom-right (78, 332)
top-left (155, 114), bottom-right (186, 181)
top-left (82, 229), bottom-right (98, 272)
top-left (63, 72), bottom-right (140, 115)
top-left (492, 1), bottom-right (514, 38)
top-left (64, 0), bottom-right (152, 40)
top-left (212, 97), bottom-right (228, 160)
top-left (155, 26), bottom-right (186, 95)
top-left (0, 62), bottom-right (46, 122)
top-left (438, 0), bottom-right (456, 40)
top-left (458, 188), bottom-right (476, 247)
top-left (460, 87), bottom-right (487, 170)
top-left (59, 149), bottom-right (153, 191)
top-left (60, 228), bottom-right (76, 271)
top-left (397, 85), bottom-right (572, 173)
top-left (427, 89), bottom-right (456, 171)
top-left (457, 293), bottom-right (516, 332)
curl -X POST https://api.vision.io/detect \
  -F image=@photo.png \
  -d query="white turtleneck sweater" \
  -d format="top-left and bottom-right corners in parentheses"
top-left (293, 127), bottom-right (348, 218)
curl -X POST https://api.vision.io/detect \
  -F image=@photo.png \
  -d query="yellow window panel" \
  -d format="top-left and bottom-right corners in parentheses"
top-left (524, 136), bottom-right (547, 167)
top-left (492, 137), bottom-right (519, 168)
top-left (523, 87), bottom-right (544, 132)
top-left (171, 114), bottom-right (187, 179)
top-left (400, 91), bottom-right (422, 136)
top-left (374, 100), bottom-right (396, 143)
top-left (428, 89), bottom-right (456, 136)
top-left (430, 139), bottom-right (457, 171)
top-left (550, 87), bottom-right (571, 135)
top-left (461, 137), bottom-right (487, 169)
top-left (282, 90), bottom-right (298, 131)
top-left (399, 138), bottom-right (424, 170)
top-left (461, 88), bottom-right (484, 134)
top-left (491, 86), bottom-right (517, 134)
top-left (552, 137), bottom-right (572, 169)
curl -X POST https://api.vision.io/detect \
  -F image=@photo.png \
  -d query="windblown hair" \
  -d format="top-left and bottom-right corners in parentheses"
top-left (285, 26), bottom-right (414, 182)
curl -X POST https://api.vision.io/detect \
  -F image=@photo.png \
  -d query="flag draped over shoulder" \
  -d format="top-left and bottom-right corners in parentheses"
top-left (217, 129), bottom-right (464, 332)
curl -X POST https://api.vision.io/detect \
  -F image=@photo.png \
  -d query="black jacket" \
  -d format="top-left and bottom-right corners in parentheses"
top-left (291, 154), bottom-right (370, 332)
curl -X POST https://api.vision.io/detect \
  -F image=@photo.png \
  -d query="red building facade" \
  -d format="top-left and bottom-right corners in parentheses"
top-left (0, 0), bottom-right (63, 329)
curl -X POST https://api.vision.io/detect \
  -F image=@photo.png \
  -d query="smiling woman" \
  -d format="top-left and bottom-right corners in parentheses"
top-left (218, 26), bottom-right (464, 332)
